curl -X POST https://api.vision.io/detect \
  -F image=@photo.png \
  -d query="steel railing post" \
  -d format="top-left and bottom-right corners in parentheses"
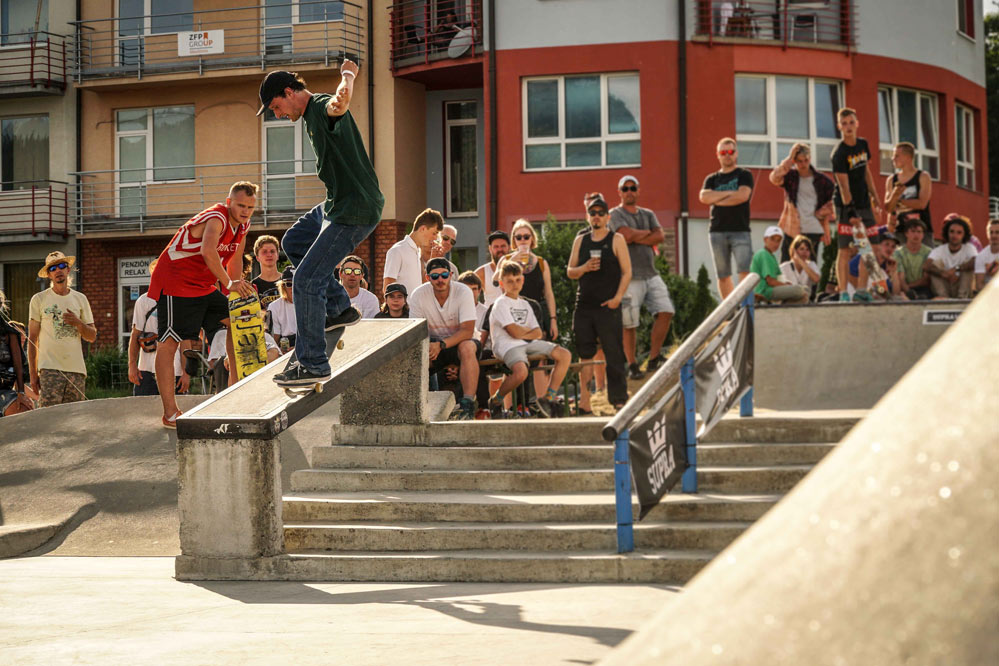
top-left (680, 357), bottom-right (698, 493)
top-left (614, 428), bottom-right (635, 553)
top-left (31, 185), bottom-right (36, 235)
top-left (29, 37), bottom-right (35, 87)
top-left (740, 291), bottom-right (755, 417)
top-left (48, 185), bottom-right (53, 234)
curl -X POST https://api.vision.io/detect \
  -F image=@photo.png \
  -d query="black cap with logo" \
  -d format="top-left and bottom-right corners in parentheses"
top-left (257, 71), bottom-right (300, 116)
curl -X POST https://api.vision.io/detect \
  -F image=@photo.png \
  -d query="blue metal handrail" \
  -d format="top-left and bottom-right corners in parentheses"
top-left (603, 273), bottom-right (760, 553)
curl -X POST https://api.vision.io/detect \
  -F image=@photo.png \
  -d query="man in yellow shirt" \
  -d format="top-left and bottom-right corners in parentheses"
top-left (28, 252), bottom-right (97, 407)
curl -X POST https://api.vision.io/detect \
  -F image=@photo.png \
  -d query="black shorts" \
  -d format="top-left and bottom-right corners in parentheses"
top-left (157, 291), bottom-right (229, 343)
top-left (429, 337), bottom-right (481, 374)
top-left (834, 206), bottom-right (878, 249)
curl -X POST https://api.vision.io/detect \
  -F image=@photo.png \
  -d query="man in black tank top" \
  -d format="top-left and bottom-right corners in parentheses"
top-left (568, 193), bottom-right (632, 410)
top-left (885, 142), bottom-right (932, 242)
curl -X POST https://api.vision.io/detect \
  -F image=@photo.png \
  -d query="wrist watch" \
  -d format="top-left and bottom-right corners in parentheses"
top-left (440, 339), bottom-right (447, 350)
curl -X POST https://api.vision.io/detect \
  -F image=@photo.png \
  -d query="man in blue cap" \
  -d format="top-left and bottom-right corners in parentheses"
top-left (257, 60), bottom-right (385, 387)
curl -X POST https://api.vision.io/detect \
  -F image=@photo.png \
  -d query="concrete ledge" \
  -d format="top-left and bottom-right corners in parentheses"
top-left (0, 522), bottom-right (65, 559)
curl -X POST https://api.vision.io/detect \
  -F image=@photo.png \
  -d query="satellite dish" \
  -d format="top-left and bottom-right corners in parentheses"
top-left (448, 27), bottom-right (473, 58)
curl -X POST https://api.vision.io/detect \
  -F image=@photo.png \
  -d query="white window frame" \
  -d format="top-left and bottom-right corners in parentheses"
top-left (114, 0), bottom-right (194, 65)
top-left (734, 74), bottom-right (844, 169)
top-left (0, 114), bottom-right (49, 190)
top-left (261, 113), bottom-right (316, 210)
top-left (956, 0), bottom-right (974, 41)
top-left (117, 256), bottom-right (154, 351)
top-left (522, 72), bottom-right (641, 172)
top-left (444, 100), bottom-right (478, 218)
top-left (955, 103), bottom-right (975, 191)
top-left (0, 0), bottom-right (50, 48)
top-left (114, 106), bottom-right (195, 216)
top-left (877, 86), bottom-right (940, 179)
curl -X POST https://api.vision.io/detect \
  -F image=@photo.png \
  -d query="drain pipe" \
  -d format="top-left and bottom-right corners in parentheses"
top-left (678, 0), bottom-right (690, 277)
top-left (487, 0), bottom-right (497, 232)
top-left (366, 0), bottom-right (377, 275)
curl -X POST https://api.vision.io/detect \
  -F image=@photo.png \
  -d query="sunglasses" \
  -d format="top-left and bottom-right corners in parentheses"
top-left (513, 234), bottom-right (533, 241)
top-left (47, 262), bottom-right (69, 272)
top-left (441, 234), bottom-right (455, 244)
top-left (620, 185), bottom-right (637, 192)
top-left (718, 149), bottom-right (737, 156)
top-left (340, 267), bottom-right (363, 276)
top-left (588, 209), bottom-right (608, 217)
top-left (429, 271), bottom-right (451, 281)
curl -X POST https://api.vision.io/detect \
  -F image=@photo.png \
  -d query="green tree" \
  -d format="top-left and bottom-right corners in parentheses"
top-left (987, 7), bottom-right (998, 197)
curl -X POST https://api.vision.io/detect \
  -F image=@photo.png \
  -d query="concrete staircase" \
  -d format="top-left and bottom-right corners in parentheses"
top-left (281, 414), bottom-right (858, 583)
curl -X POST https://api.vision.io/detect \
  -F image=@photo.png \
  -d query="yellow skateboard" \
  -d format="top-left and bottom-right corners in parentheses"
top-left (228, 290), bottom-right (268, 380)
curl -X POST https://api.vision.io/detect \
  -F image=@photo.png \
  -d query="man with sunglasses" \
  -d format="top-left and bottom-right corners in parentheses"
top-left (609, 175), bottom-right (674, 379)
top-left (28, 252), bottom-right (96, 407)
top-left (339, 255), bottom-right (380, 318)
top-left (409, 257), bottom-right (481, 420)
top-left (700, 138), bottom-right (755, 298)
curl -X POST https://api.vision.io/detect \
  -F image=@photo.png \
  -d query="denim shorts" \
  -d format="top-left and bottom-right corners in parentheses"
top-left (709, 231), bottom-right (754, 279)
top-left (621, 275), bottom-right (675, 329)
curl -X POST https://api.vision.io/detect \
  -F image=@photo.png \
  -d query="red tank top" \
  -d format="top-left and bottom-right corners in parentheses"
top-left (148, 203), bottom-right (249, 299)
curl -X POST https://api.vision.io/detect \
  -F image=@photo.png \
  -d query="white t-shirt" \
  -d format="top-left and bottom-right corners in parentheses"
top-left (350, 287), bottom-right (381, 318)
top-left (131, 293), bottom-right (182, 375)
top-left (974, 246), bottom-right (998, 283)
top-left (779, 259), bottom-right (820, 288)
top-left (927, 243), bottom-right (978, 272)
top-left (488, 294), bottom-right (540, 361)
top-left (208, 328), bottom-right (278, 363)
top-left (478, 262), bottom-right (501, 306)
top-left (408, 281), bottom-right (477, 340)
top-left (28, 288), bottom-right (94, 375)
top-left (383, 235), bottom-right (424, 295)
top-left (267, 298), bottom-right (296, 337)
top-left (796, 175), bottom-right (822, 234)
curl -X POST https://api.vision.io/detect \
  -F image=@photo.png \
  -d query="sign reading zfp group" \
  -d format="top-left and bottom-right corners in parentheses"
top-left (178, 30), bottom-right (224, 56)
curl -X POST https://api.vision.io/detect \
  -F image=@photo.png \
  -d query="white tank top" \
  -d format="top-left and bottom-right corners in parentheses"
top-left (482, 262), bottom-right (501, 306)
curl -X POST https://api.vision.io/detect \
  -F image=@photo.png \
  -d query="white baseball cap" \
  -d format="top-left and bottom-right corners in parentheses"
top-left (763, 225), bottom-right (784, 238)
top-left (617, 175), bottom-right (639, 189)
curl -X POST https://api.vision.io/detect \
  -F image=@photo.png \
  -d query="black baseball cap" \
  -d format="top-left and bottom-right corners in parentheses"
top-left (281, 266), bottom-right (294, 282)
top-left (384, 282), bottom-right (408, 297)
top-left (426, 257), bottom-right (451, 274)
top-left (487, 230), bottom-right (510, 245)
top-left (257, 71), bottom-right (300, 116)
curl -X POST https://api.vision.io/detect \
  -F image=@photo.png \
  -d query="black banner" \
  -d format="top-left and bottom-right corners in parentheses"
top-left (694, 307), bottom-right (754, 437)
top-left (628, 385), bottom-right (689, 521)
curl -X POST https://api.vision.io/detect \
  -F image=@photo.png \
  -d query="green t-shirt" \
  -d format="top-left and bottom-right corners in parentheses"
top-left (893, 245), bottom-right (930, 284)
top-left (302, 96), bottom-right (384, 223)
top-left (750, 248), bottom-right (781, 300)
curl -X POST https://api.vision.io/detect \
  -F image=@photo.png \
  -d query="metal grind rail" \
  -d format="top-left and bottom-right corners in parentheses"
top-left (603, 274), bottom-right (760, 553)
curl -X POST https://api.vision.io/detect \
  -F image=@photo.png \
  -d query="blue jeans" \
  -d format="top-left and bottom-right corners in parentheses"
top-left (282, 202), bottom-right (381, 373)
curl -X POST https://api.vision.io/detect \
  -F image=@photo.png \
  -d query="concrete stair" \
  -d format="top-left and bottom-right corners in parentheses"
top-left (280, 414), bottom-right (858, 583)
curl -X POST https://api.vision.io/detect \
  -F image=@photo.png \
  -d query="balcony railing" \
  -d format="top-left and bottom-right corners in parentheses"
top-left (0, 32), bottom-right (68, 95)
top-left (71, 2), bottom-right (365, 83)
top-left (389, 0), bottom-right (483, 70)
top-left (70, 160), bottom-right (326, 235)
top-left (695, 0), bottom-right (855, 49)
top-left (0, 181), bottom-right (71, 238)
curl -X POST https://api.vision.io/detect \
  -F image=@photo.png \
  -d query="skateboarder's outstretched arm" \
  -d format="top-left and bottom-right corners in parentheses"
top-left (327, 60), bottom-right (357, 117)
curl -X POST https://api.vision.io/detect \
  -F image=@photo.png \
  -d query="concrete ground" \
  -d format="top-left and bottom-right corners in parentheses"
top-left (0, 556), bottom-right (676, 666)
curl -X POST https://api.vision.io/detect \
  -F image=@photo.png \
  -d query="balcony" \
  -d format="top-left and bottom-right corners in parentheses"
top-left (70, 161), bottom-right (326, 235)
top-left (71, 2), bottom-right (365, 84)
top-left (694, 1), bottom-right (855, 49)
top-left (0, 32), bottom-right (68, 97)
top-left (0, 181), bottom-right (71, 243)
top-left (390, 0), bottom-right (483, 82)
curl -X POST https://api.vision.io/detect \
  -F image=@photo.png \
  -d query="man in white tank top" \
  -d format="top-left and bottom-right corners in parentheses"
top-left (475, 230), bottom-right (510, 306)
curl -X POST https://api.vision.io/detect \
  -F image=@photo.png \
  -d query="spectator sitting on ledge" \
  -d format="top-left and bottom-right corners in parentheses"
top-left (374, 282), bottom-right (409, 319)
top-left (779, 235), bottom-right (821, 300)
top-left (893, 216), bottom-right (933, 300)
top-left (751, 227), bottom-right (809, 304)
top-left (925, 214), bottom-right (976, 299)
top-left (850, 231), bottom-right (904, 302)
top-left (974, 219), bottom-right (999, 294)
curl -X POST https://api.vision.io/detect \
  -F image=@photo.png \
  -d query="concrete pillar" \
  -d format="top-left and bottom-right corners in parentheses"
top-left (339, 337), bottom-right (430, 425)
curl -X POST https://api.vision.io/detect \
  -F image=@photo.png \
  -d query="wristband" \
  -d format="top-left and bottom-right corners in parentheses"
top-left (341, 69), bottom-right (356, 79)
top-left (440, 339), bottom-right (447, 350)
top-left (226, 279), bottom-right (233, 290)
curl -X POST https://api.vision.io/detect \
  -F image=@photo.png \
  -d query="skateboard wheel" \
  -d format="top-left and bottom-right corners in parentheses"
top-left (315, 383), bottom-right (324, 393)
top-left (336, 340), bottom-right (344, 350)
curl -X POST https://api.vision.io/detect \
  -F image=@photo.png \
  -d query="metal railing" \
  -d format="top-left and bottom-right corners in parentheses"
top-left (603, 274), bottom-right (760, 553)
top-left (990, 196), bottom-right (998, 220)
top-left (695, 0), bottom-right (855, 48)
top-left (70, 160), bottom-right (326, 234)
top-left (71, 2), bottom-right (365, 82)
top-left (0, 31), bottom-right (68, 92)
top-left (389, 0), bottom-right (482, 70)
top-left (0, 180), bottom-right (71, 237)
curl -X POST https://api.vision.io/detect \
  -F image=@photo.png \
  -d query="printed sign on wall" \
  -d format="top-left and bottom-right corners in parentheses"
top-left (178, 30), bottom-right (224, 56)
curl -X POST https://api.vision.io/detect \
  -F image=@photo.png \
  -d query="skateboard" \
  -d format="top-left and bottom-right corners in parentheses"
top-left (852, 226), bottom-right (889, 297)
top-left (280, 327), bottom-right (346, 397)
top-left (228, 290), bottom-right (269, 380)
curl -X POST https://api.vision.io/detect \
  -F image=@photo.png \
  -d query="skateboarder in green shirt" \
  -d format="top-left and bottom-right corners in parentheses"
top-left (256, 60), bottom-right (385, 387)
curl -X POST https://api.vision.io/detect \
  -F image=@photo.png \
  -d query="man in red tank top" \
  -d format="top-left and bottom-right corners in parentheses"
top-left (148, 181), bottom-right (258, 428)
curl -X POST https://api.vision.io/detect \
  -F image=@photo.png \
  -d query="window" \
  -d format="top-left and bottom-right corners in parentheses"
top-left (115, 106), bottom-right (195, 215)
top-left (263, 1), bottom-right (344, 55)
top-left (262, 108), bottom-right (317, 210)
top-left (523, 73), bottom-right (640, 170)
top-left (117, 0), bottom-right (194, 66)
top-left (1, 116), bottom-right (49, 190)
top-left (445, 101), bottom-right (477, 216)
top-left (877, 86), bottom-right (939, 178)
top-left (957, 0), bottom-right (974, 39)
top-left (955, 104), bottom-right (975, 190)
top-left (1, 0), bottom-right (48, 45)
top-left (734, 75), bottom-right (842, 169)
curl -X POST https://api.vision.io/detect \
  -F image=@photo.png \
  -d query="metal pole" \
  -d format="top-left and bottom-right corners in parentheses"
top-left (614, 428), bottom-right (634, 553)
top-left (740, 291), bottom-right (755, 417)
top-left (681, 358), bottom-right (698, 493)
top-left (31, 185), bottom-right (36, 235)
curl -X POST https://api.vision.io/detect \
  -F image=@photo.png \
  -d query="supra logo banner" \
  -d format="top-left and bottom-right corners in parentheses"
top-left (628, 385), bottom-right (688, 521)
top-left (695, 307), bottom-right (754, 437)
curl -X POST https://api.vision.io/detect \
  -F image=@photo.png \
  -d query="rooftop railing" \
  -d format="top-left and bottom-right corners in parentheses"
top-left (0, 32), bottom-right (67, 94)
top-left (389, 0), bottom-right (482, 70)
top-left (0, 180), bottom-right (71, 238)
top-left (990, 196), bottom-right (998, 221)
top-left (695, 0), bottom-right (855, 49)
top-left (71, 2), bottom-right (365, 82)
top-left (70, 160), bottom-right (325, 235)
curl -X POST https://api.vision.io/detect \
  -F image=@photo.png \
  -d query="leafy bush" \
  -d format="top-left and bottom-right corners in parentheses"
top-left (85, 345), bottom-right (130, 393)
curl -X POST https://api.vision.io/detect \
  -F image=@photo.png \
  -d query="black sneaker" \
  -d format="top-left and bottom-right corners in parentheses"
top-left (449, 397), bottom-right (477, 421)
top-left (325, 306), bottom-right (362, 331)
top-left (646, 355), bottom-right (665, 373)
top-left (527, 397), bottom-right (550, 418)
top-left (488, 395), bottom-right (505, 419)
top-left (628, 362), bottom-right (646, 380)
top-left (273, 364), bottom-right (331, 387)
top-left (538, 396), bottom-right (563, 419)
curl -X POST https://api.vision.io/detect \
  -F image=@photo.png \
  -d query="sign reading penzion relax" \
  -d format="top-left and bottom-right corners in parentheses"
top-left (178, 30), bottom-right (224, 56)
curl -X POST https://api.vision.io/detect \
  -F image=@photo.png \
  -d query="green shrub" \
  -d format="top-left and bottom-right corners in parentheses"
top-left (85, 345), bottom-right (130, 393)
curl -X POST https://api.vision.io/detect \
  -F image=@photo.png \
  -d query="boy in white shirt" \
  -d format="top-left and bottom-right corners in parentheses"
top-left (487, 262), bottom-right (570, 418)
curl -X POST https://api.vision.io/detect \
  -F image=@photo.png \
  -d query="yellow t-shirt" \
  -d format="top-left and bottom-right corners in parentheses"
top-left (28, 288), bottom-right (94, 376)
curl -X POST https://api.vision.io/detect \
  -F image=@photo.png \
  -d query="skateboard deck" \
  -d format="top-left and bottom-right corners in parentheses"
top-left (281, 327), bottom-right (346, 397)
top-left (852, 226), bottom-right (889, 296)
top-left (228, 290), bottom-right (269, 380)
